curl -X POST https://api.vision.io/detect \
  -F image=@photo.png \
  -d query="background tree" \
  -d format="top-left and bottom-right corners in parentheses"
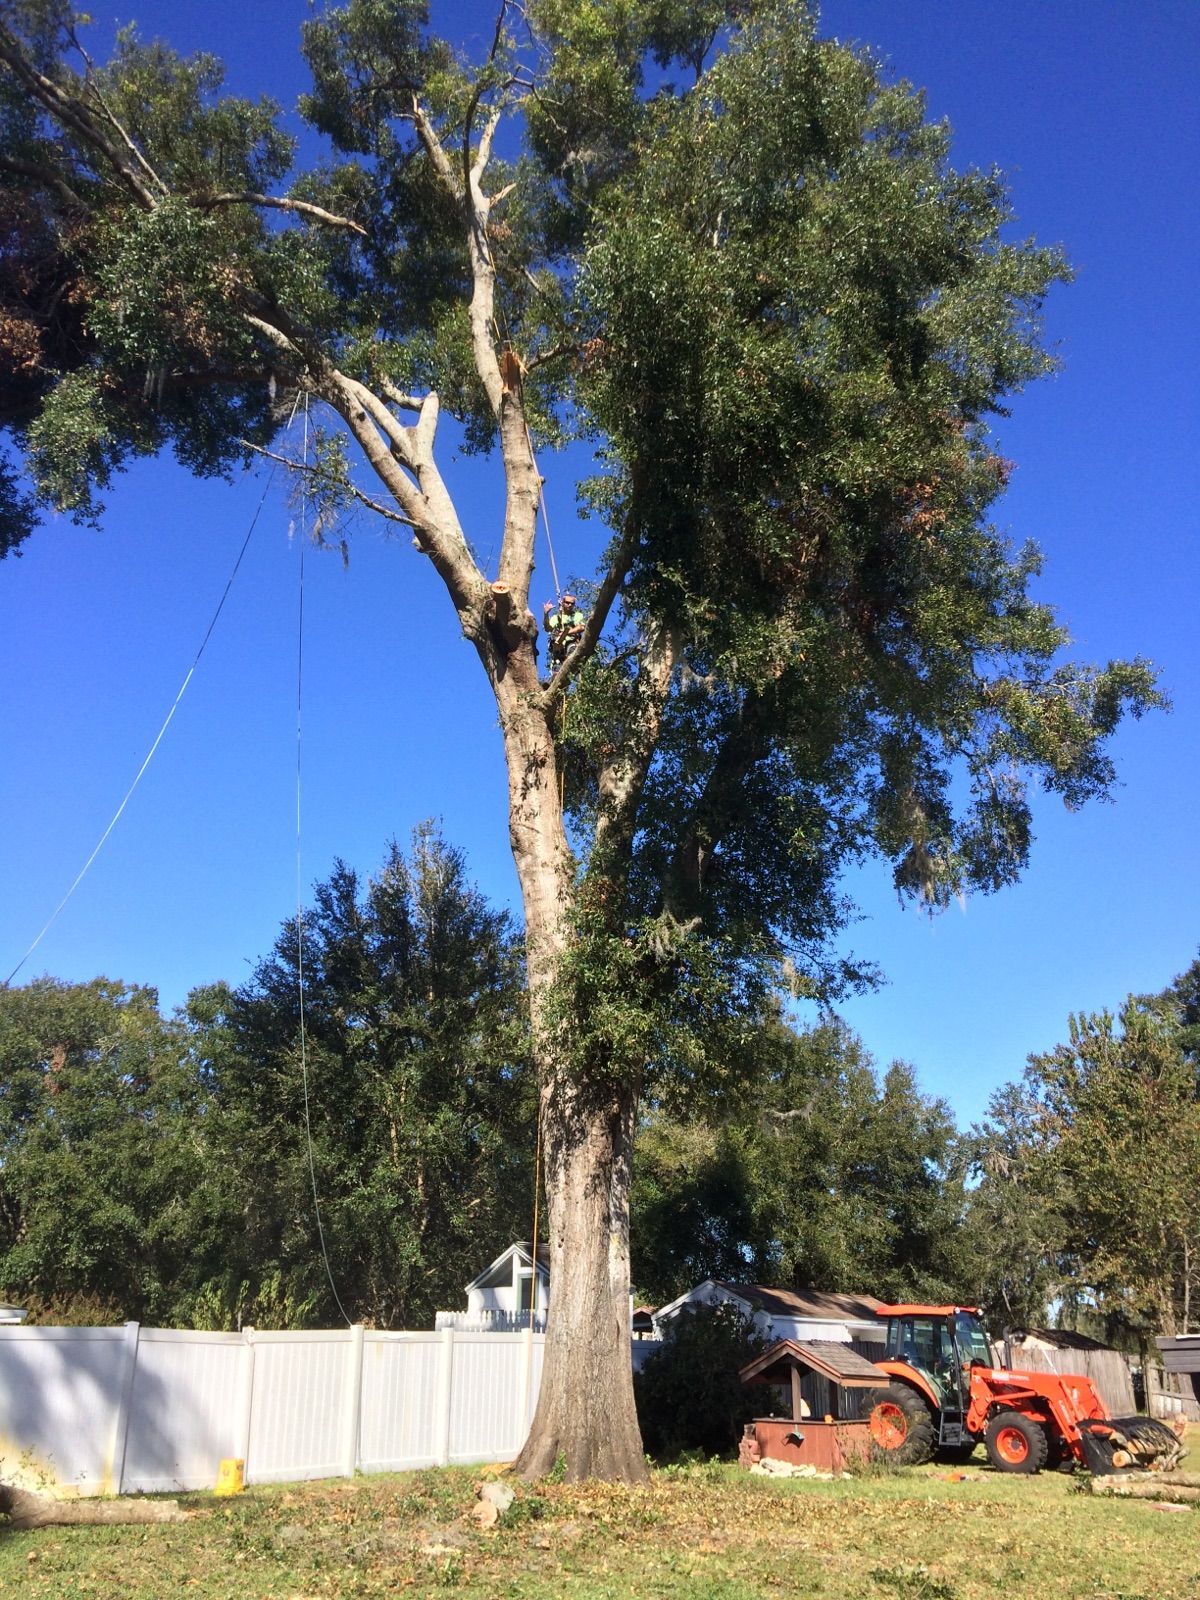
top-left (966, 963), bottom-right (1200, 1346)
top-left (194, 824), bottom-right (533, 1330)
top-left (632, 1018), bottom-right (967, 1306)
top-left (0, 829), bottom-right (534, 1329)
top-left (0, 1), bottom-right (1161, 1477)
top-left (0, 976), bottom-right (211, 1322)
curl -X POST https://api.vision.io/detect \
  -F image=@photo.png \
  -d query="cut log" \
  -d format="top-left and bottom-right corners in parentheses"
top-left (0, 1483), bottom-right (187, 1530)
top-left (1090, 1475), bottom-right (1200, 1502)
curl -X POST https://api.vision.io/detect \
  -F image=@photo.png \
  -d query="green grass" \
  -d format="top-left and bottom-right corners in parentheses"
top-left (4, 1460), bottom-right (1199, 1600)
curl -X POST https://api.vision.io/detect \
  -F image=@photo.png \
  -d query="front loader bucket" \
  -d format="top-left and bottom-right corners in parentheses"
top-left (1078, 1417), bottom-right (1188, 1475)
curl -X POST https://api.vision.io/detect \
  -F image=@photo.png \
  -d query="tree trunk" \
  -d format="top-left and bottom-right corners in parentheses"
top-left (516, 1077), bottom-right (646, 1481)
top-left (493, 680), bottom-right (647, 1483)
top-left (0, 1484), bottom-right (186, 1529)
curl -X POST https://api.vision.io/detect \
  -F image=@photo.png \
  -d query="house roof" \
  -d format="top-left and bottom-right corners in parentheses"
top-left (715, 1283), bottom-right (886, 1324)
top-left (740, 1338), bottom-right (889, 1389)
top-left (1015, 1327), bottom-right (1114, 1352)
top-left (465, 1241), bottom-right (550, 1293)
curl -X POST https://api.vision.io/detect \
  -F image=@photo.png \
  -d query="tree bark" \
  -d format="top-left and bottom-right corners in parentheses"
top-left (516, 1076), bottom-right (647, 1482)
top-left (0, 1484), bottom-right (186, 1529)
top-left (489, 669), bottom-right (648, 1483)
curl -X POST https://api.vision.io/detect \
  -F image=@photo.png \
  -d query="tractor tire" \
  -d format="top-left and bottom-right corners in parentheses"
top-left (869, 1383), bottom-right (935, 1465)
top-left (985, 1410), bottom-right (1049, 1474)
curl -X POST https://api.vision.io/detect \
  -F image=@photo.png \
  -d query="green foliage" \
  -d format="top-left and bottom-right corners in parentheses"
top-left (0, 976), bottom-right (211, 1320)
top-left (965, 957), bottom-right (1200, 1340)
top-left (632, 1017), bottom-right (969, 1305)
top-left (634, 1301), bottom-right (764, 1459)
top-left (0, 828), bottom-right (534, 1328)
top-left (185, 823), bottom-right (535, 1328)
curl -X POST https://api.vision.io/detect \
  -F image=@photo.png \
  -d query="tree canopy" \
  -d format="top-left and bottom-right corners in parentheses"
top-left (966, 956), bottom-right (1200, 1345)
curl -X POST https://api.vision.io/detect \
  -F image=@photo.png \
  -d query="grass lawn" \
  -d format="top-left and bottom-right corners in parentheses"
top-left (3, 1459), bottom-right (1198, 1600)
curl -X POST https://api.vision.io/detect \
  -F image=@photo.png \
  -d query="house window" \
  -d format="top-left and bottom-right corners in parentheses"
top-left (518, 1273), bottom-right (535, 1313)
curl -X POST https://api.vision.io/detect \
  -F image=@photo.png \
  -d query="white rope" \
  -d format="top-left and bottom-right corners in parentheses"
top-left (294, 396), bottom-right (353, 1327)
top-left (4, 474), bottom-right (275, 987)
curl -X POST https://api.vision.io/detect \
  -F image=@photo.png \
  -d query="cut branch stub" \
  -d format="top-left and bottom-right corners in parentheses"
top-left (490, 582), bottom-right (532, 649)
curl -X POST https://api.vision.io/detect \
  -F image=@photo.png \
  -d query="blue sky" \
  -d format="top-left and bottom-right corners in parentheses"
top-left (1, 2), bottom-right (1196, 1126)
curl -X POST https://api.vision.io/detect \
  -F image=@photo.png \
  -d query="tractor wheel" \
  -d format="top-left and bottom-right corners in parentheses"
top-left (869, 1384), bottom-right (935, 1465)
top-left (984, 1411), bottom-right (1049, 1474)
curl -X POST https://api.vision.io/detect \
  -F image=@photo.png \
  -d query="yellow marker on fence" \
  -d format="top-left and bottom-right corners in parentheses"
top-left (214, 1458), bottom-right (245, 1496)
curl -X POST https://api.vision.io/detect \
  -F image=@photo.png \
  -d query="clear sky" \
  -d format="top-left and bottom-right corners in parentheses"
top-left (1, 2), bottom-right (1196, 1127)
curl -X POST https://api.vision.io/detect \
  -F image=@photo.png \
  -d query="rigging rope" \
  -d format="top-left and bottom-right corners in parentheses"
top-left (294, 396), bottom-right (353, 1327)
top-left (3, 474), bottom-right (276, 988)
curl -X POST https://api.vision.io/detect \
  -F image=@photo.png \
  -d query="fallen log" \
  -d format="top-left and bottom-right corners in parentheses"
top-left (1090, 1475), bottom-right (1200, 1503)
top-left (0, 1483), bottom-right (187, 1530)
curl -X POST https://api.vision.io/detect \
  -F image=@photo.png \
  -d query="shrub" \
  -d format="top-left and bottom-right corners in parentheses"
top-left (635, 1302), bottom-right (765, 1460)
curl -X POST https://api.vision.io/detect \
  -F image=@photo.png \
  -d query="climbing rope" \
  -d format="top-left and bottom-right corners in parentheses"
top-left (294, 396), bottom-right (353, 1327)
top-left (3, 472), bottom-right (277, 988)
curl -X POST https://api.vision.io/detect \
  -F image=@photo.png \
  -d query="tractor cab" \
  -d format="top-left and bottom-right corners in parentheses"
top-left (872, 1304), bottom-right (991, 1458)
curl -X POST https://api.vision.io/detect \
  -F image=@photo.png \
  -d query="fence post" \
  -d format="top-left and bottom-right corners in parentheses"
top-left (434, 1329), bottom-right (455, 1467)
top-left (518, 1325), bottom-right (535, 1438)
top-left (109, 1321), bottom-right (140, 1495)
top-left (342, 1325), bottom-right (365, 1477)
top-left (234, 1327), bottom-right (256, 1482)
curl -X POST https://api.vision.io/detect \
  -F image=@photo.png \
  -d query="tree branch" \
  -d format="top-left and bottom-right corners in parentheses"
top-left (0, 25), bottom-right (159, 210)
top-left (0, 154), bottom-right (84, 210)
top-left (540, 514), bottom-right (640, 711)
top-left (524, 341), bottom-right (579, 375)
top-left (192, 192), bottom-right (368, 236)
top-left (238, 440), bottom-right (418, 528)
top-left (380, 379), bottom-right (427, 412)
top-left (322, 372), bottom-right (489, 625)
top-left (410, 97), bottom-right (465, 202)
top-left (593, 622), bottom-right (678, 859)
top-left (78, 64), bottom-right (168, 200)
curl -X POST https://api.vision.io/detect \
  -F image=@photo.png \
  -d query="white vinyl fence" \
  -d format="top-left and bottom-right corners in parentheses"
top-left (0, 1323), bottom-right (544, 1496)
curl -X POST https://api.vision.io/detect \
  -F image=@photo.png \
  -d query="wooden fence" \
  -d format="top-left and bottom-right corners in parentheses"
top-left (1002, 1341), bottom-right (1135, 1416)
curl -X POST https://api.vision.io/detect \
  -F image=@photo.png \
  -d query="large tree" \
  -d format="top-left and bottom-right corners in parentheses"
top-left (0, 1), bottom-right (1160, 1478)
top-left (193, 824), bottom-right (534, 1330)
top-left (968, 978), bottom-right (1200, 1350)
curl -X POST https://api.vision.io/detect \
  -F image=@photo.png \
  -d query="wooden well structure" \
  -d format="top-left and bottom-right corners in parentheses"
top-left (739, 1338), bottom-right (889, 1472)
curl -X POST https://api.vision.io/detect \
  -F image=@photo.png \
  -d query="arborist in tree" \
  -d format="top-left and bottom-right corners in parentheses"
top-left (543, 593), bottom-right (586, 664)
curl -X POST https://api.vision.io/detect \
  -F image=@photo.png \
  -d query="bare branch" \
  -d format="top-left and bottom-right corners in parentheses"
top-left (78, 68), bottom-right (168, 199)
top-left (238, 440), bottom-right (418, 528)
top-left (472, 105), bottom-right (503, 185)
top-left (192, 192), bottom-right (368, 236)
top-left (462, 0), bottom-right (510, 194)
top-left (321, 371), bottom-right (489, 623)
top-left (0, 24), bottom-right (158, 210)
top-left (524, 341), bottom-right (579, 375)
top-left (592, 622), bottom-right (678, 858)
top-left (410, 97), bottom-right (464, 202)
top-left (380, 379), bottom-right (427, 412)
top-left (244, 314), bottom-right (304, 360)
top-left (0, 154), bottom-right (84, 210)
top-left (341, 376), bottom-right (417, 468)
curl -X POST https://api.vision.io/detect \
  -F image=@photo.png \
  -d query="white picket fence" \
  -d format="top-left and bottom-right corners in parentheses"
top-left (0, 1323), bottom-right (545, 1496)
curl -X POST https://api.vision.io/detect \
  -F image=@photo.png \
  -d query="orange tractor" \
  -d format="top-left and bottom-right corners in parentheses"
top-left (867, 1304), bottom-right (1185, 1474)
